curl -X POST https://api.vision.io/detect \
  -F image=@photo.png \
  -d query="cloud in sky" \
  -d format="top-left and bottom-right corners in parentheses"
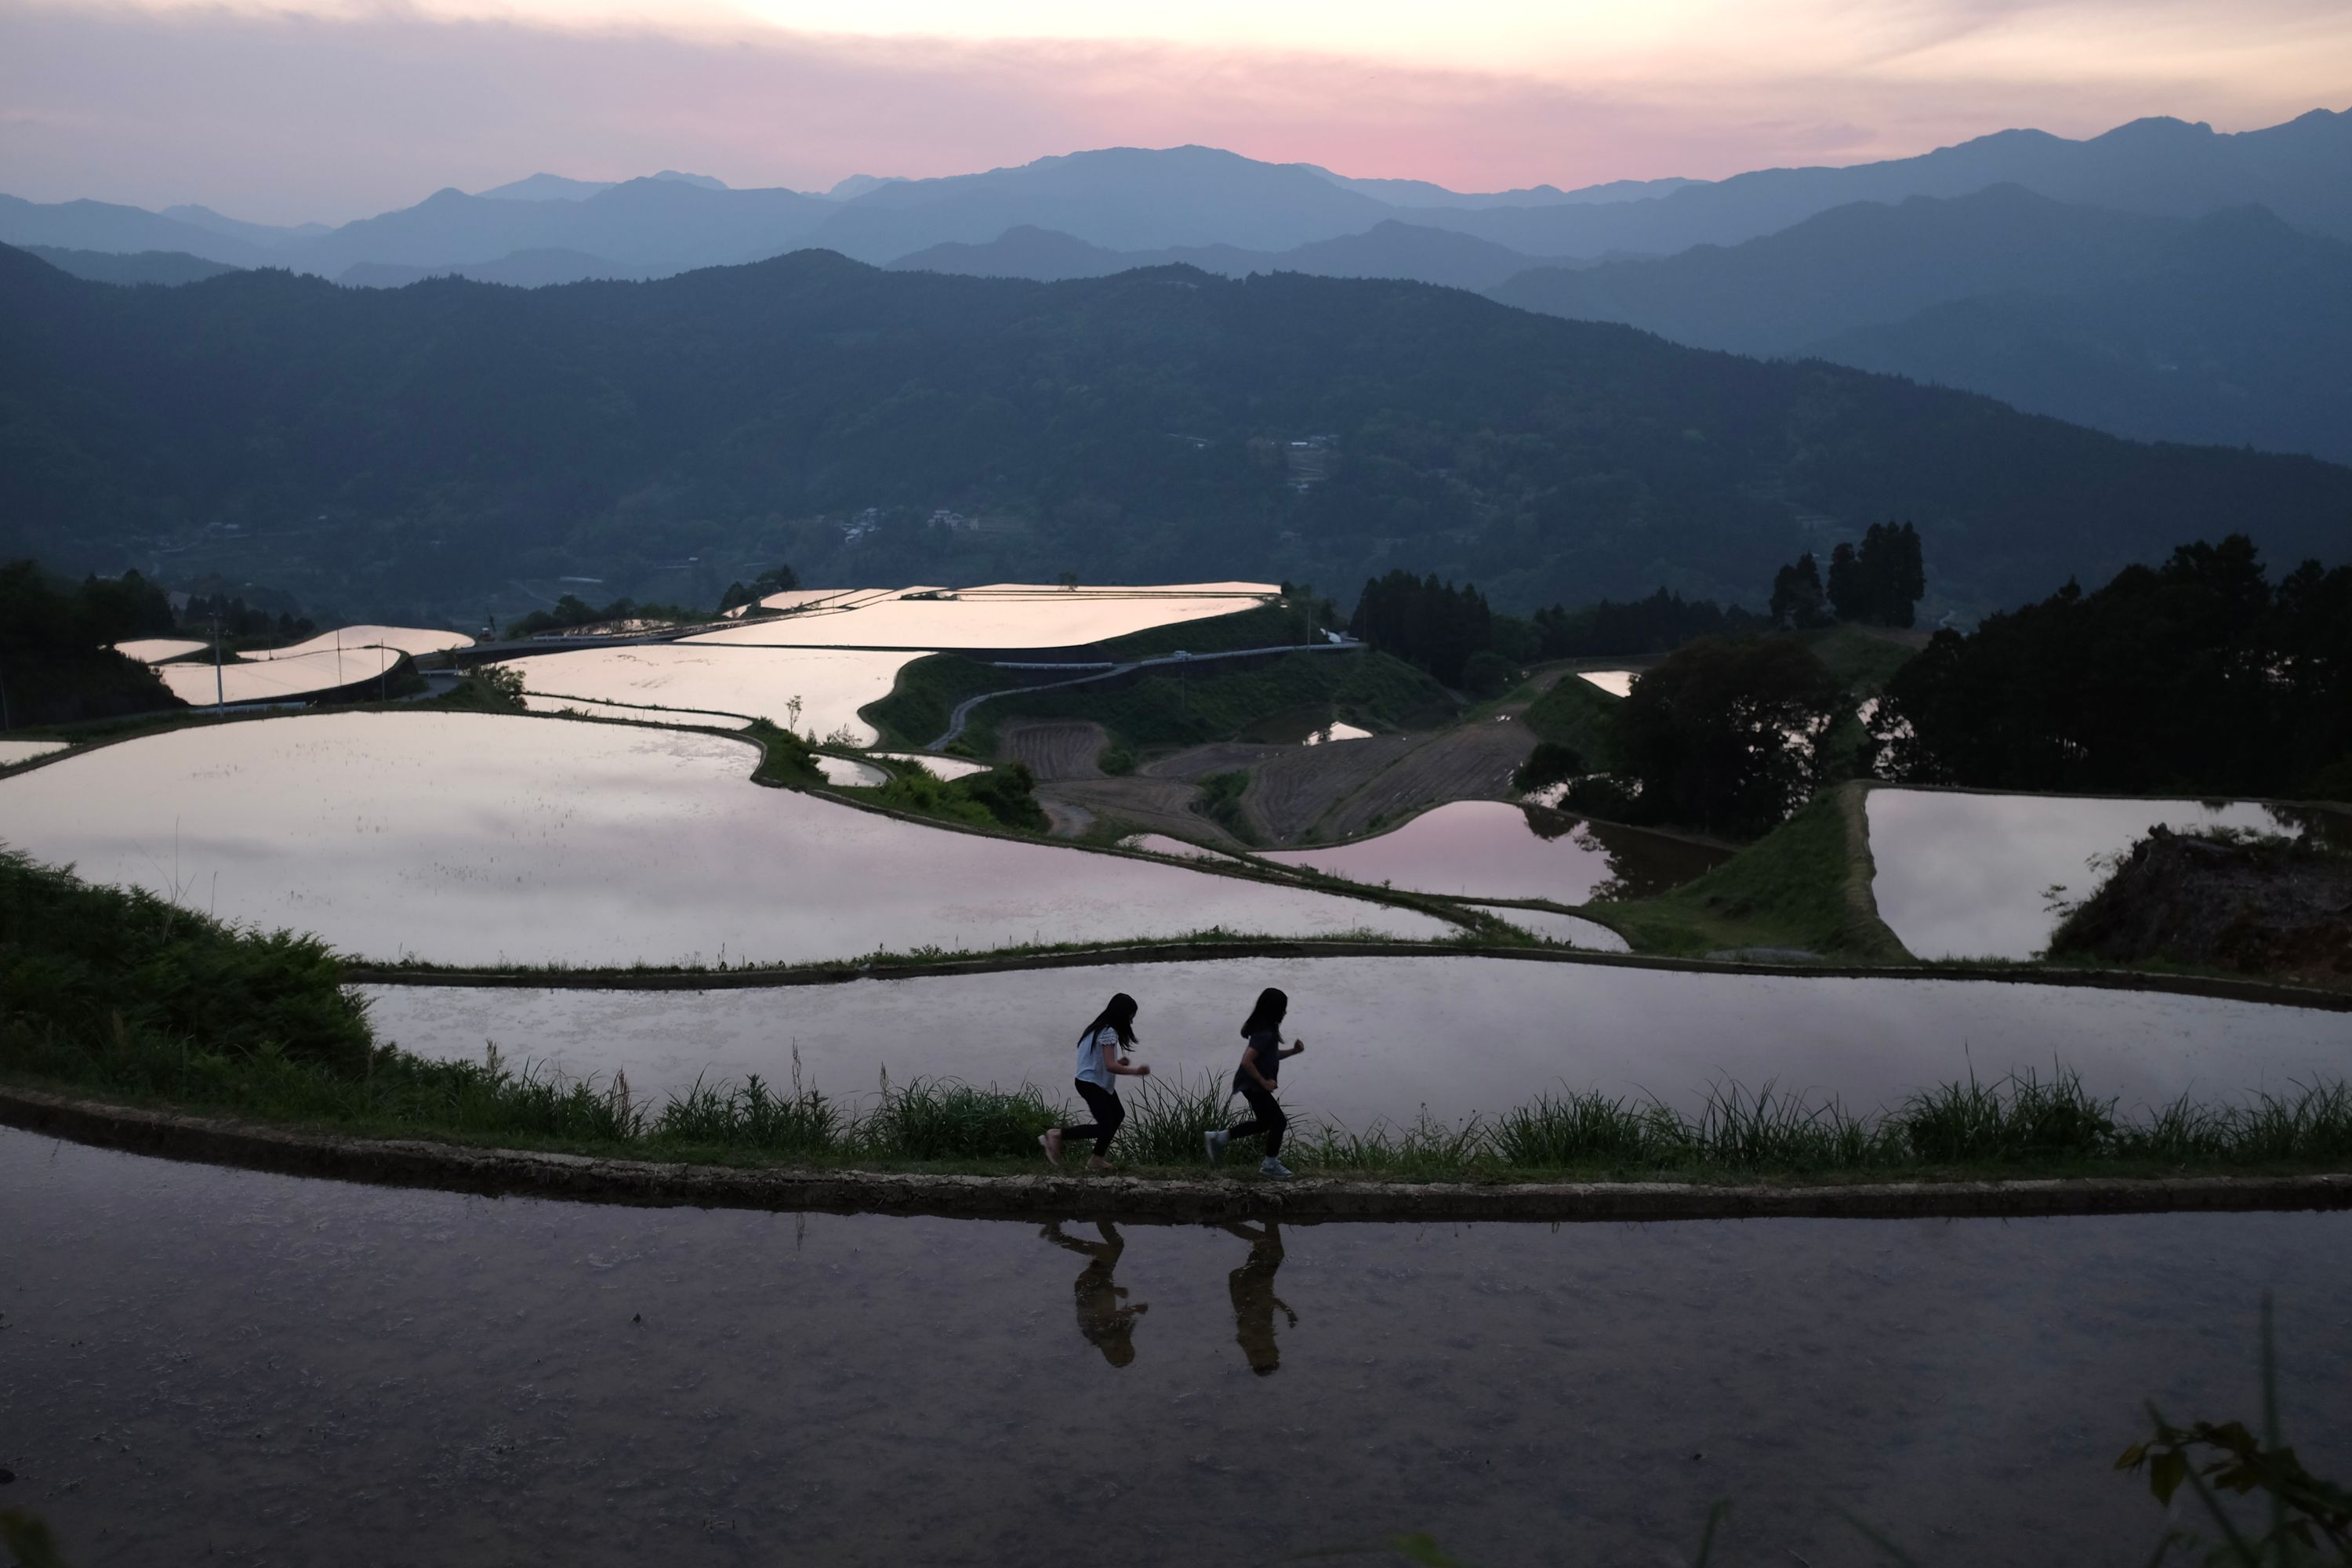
top-left (3, 0), bottom-right (2347, 222)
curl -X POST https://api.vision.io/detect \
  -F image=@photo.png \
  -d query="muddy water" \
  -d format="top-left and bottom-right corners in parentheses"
top-left (0, 738), bottom-right (67, 767)
top-left (1464, 903), bottom-right (1632, 950)
top-left (4, 1129), bottom-right (2345, 1567)
top-left (1867, 789), bottom-right (2336, 961)
top-left (0, 712), bottom-right (1450, 966)
top-left (365, 956), bottom-right (2352, 1128)
top-left (1262, 799), bottom-right (1726, 902)
top-left (157, 644), bottom-right (399, 706)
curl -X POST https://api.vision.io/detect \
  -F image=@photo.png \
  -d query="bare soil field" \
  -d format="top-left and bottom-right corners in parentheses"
top-left (1142, 741), bottom-right (1294, 782)
top-left (1242, 735), bottom-right (1425, 842)
top-left (1035, 777), bottom-right (1247, 850)
top-left (999, 721), bottom-right (1110, 781)
top-left (1319, 716), bottom-right (1537, 840)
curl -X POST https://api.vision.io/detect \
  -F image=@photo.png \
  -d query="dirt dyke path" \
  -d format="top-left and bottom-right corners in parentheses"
top-left (6, 1083), bottom-right (2349, 1225)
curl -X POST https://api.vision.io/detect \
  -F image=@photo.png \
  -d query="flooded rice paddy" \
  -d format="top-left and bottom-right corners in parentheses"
top-left (111, 637), bottom-right (209, 663)
top-left (1464, 903), bottom-right (1632, 949)
top-left (870, 752), bottom-right (990, 779)
top-left (157, 645), bottom-right (399, 706)
top-left (493, 645), bottom-right (915, 746)
top-left (0, 738), bottom-right (68, 766)
top-left (1577, 669), bottom-right (1637, 697)
top-left (1866, 788), bottom-right (2340, 960)
top-left (251, 624), bottom-right (475, 660)
top-left (365, 955), bottom-right (2350, 1129)
top-left (1262, 799), bottom-right (1727, 903)
top-left (7, 1127), bottom-right (2347, 1567)
top-left (1117, 833), bottom-right (1236, 862)
top-left (684, 583), bottom-right (1276, 649)
top-left (518, 692), bottom-right (753, 728)
top-left (0, 712), bottom-right (1449, 965)
top-left (814, 755), bottom-right (890, 787)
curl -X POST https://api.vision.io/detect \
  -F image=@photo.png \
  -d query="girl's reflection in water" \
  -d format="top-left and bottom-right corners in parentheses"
top-left (1221, 1221), bottom-right (1297, 1376)
top-left (1041, 1220), bottom-right (1149, 1367)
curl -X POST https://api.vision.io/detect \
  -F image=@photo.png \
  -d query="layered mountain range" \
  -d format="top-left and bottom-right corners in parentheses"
top-left (7, 241), bottom-right (2349, 627)
top-left (12, 108), bottom-right (2350, 464)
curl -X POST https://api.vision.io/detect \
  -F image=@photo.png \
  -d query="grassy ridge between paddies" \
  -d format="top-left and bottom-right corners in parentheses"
top-left (1599, 784), bottom-right (1910, 960)
top-left (858, 602), bottom-right (1385, 754)
top-left (10, 848), bottom-right (2351, 1188)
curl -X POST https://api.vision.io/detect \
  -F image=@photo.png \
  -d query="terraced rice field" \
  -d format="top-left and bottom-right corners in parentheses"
top-left (494, 644), bottom-right (914, 746)
top-left (871, 752), bottom-right (991, 780)
top-left (1000, 720), bottom-right (1110, 780)
top-left (1265, 799), bottom-right (1725, 903)
top-left (1316, 716), bottom-right (1535, 840)
top-left (686, 583), bottom-right (1276, 649)
top-left (517, 692), bottom-right (753, 728)
top-left (1865, 787), bottom-right (2337, 961)
top-left (251, 624), bottom-right (475, 660)
top-left (367, 955), bottom-right (2352, 1128)
top-left (0, 710), bottom-right (1451, 964)
top-left (111, 637), bottom-right (209, 663)
top-left (17, 1128), bottom-right (2349, 1568)
top-left (0, 738), bottom-right (69, 767)
top-left (157, 645), bottom-right (398, 706)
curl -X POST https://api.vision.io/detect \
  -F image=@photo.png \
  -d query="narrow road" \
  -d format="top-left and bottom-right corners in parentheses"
top-left (927, 641), bottom-right (1352, 751)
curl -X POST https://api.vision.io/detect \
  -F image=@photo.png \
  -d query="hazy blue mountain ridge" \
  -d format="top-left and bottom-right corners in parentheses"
top-left (22, 246), bottom-right (245, 286)
top-left (5, 241), bottom-right (2347, 624)
top-left (7, 107), bottom-right (2343, 285)
top-left (1489, 186), bottom-right (2352, 463)
top-left (890, 220), bottom-right (1578, 290)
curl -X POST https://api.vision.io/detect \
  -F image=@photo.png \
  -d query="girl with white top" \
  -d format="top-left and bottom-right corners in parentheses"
top-left (1040, 992), bottom-right (1152, 1174)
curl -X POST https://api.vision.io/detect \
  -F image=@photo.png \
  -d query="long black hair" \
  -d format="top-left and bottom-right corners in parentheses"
top-left (1083, 992), bottom-right (1140, 1047)
top-left (1240, 987), bottom-right (1288, 1037)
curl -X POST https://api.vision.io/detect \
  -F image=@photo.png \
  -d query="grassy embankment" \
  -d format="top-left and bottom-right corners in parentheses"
top-left (1600, 785), bottom-right (1910, 960)
top-left (10, 851), bottom-right (2349, 1185)
top-left (860, 604), bottom-right (1453, 760)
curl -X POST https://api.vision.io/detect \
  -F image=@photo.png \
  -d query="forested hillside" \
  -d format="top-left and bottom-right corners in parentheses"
top-left (3, 242), bottom-right (2348, 622)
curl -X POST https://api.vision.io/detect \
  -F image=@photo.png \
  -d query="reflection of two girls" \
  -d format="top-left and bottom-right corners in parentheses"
top-left (1038, 1218), bottom-right (1296, 1374)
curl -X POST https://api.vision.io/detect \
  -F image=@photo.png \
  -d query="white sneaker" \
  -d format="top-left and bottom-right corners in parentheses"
top-left (1260, 1157), bottom-right (1294, 1180)
top-left (1204, 1129), bottom-right (1230, 1164)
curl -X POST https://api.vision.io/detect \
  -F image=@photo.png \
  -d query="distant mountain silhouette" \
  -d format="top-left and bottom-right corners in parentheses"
top-left (159, 204), bottom-right (328, 245)
top-left (23, 245), bottom-right (244, 286)
top-left (475, 170), bottom-right (732, 202)
top-left (891, 220), bottom-right (1574, 290)
top-left (9, 107), bottom-right (2344, 283)
top-left (1488, 185), bottom-right (2352, 463)
top-left (1808, 205), bottom-right (2352, 463)
top-left (1412, 107), bottom-right (2352, 255)
top-left (803, 145), bottom-right (1399, 261)
top-left (7, 241), bottom-right (2347, 620)
top-left (0, 194), bottom-right (273, 267)
top-left (292, 178), bottom-right (834, 273)
top-left (338, 248), bottom-right (652, 289)
top-left (1300, 169), bottom-right (1704, 209)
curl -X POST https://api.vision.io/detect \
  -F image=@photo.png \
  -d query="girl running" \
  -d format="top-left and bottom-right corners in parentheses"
top-left (1040, 991), bottom-right (1151, 1174)
top-left (1204, 986), bottom-right (1302, 1179)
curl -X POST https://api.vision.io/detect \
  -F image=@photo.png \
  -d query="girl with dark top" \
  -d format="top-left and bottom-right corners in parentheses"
top-left (1040, 991), bottom-right (1152, 1174)
top-left (1204, 986), bottom-right (1303, 1179)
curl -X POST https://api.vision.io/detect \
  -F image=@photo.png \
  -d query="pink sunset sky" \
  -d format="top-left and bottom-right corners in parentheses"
top-left (3, 0), bottom-right (2348, 222)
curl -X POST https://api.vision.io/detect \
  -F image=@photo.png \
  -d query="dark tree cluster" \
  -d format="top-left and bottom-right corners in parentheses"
top-left (183, 592), bottom-right (314, 644)
top-left (1596, 636), bottom-right (1847, 838)
top-left (718, 564), bottom-right (800, 613)
top-left (505, 593), bottom-right (699, 639)
top-left (1768, 554), bottom-right (1832, 630)
top-left (0, 561), bottom-right (179, 726)
top-left (1876, 535), bottom-right (2352, 799)
top-left (1528, 588), bottom-right (1765, 659)
top-left (1348, 571), bottom-right (1499, 690)
top-left (1825, 522), bottom-right (1926, 627)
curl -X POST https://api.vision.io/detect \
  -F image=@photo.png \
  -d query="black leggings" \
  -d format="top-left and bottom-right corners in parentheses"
top-left (1229, 1082), bottom-right (1287, 1157)
top-left (1065, 1080), bottom-right (1125, 1157)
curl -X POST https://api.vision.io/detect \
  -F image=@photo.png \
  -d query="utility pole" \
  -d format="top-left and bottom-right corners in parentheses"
top-left (212, 611), bottom-right (225, 716)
